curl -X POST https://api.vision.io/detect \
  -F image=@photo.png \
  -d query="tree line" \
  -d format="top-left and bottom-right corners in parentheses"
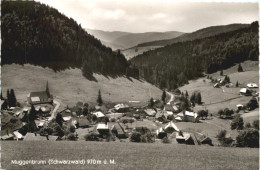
top-left (1, 1), bottom-right (139, 80)
top-left (130, 21), bottom-right (258, 90)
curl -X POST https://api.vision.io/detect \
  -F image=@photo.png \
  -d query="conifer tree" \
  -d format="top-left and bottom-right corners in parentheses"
top-left (236, 81), bottom-right (239, 87)
top-left (149, 98), bottom-right (154, 108)
top-left (9, 89), bottom-right (17, 107)
top-left (97, 90), bottom-right (103, 106)
top-left (161, 90), bottom-right (166, 103)
top-left (238, 63), bottom-right (243, 72)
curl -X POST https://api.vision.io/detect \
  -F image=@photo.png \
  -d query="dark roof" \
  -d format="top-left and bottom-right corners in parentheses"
top-left (77, 118), bottom-right (90, 127)
top-left (107, 122), bottom-right (125, 135)
top-left (29, 91), bottom-right (49, 99)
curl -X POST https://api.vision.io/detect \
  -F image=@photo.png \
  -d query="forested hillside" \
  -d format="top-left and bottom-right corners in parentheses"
top-left (1, 1), bottom-right (138, 79)
top-left (137, 24), bottom-right (250, 47)
top-left (130, 22), bottom-right (258, 90)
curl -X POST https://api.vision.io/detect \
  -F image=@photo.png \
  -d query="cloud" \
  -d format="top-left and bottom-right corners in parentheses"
top-left (37, 0), bottom-right (258, 33)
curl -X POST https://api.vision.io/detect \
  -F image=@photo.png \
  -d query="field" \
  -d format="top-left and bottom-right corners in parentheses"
top-left (2, 141), bottom-right (259, 170)
top-left (179, 61), bottom-right (259, 114)
top-left (2, 64), bottom-right (162, 110)
top-left (122, 46), bottom-right (162, 60)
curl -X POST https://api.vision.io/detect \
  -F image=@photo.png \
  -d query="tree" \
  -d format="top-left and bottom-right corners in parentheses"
top-left (236, 81), bottom-right (239, 87)
top-left (236, 129), bottom-right (259, 148)
top-left (161, 90), bottom-right (166, 103)
top-left (0, 91), bottom-right (3, 100)
top-left (220, 69), bottom-right (223, 76)
top-left (46, 80), bottom-right (50, 97)
top-left (246, 97), bottom-right (258, 111)
top-left (97, 90), bottom-right (103, 106)
top-left (55, 113), bottom-right (64, 127)
top-left (218, 109), bottom-right (224, 118)
top-left (185, 90), bottom-right (189, 98)
top-left (238, 63), bottom-right (243, 72)
top-left (196, 92), bottom-right (202, 104)
top-left (83, 103), bottom-right (89, 116)
top-left (252, 120), bottom-right (259, 130)
top-left (29, 105), bottom-right (37, 121)
top-left (231, 115), bottom-right (244, 130)
top-left (8, 89), bottom-right (17, 107)
top-left (149, 98), bottom-right (154, 108)
top-left (245, 123), bottom-right (251, 129)
top-left (130, 132), bottom-right (141, 142)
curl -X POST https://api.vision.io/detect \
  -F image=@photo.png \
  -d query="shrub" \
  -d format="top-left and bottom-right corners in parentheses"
top-left (122, 119), bottom-right (128, 124)
top-left (218, 109), bottom-right (224, 117)
top-left (130, 132), bottom-right (141, 142)
top-left (67, 133), bottom-right (77, 141)
top-left (84, 133), bottom-right (99, 141)
top-left (245, 123), bottom-right (252, 129)
top-left (140, 135), bottom-right (147, 143)
top-left (174, 89), bottom-right (181, 95)
top-left (216, 130), bottom-right (227, 140)
top-left (216, 130), bottom-right (233, 147)
top-left (70, 125), bottom-right (76, 133)
top-left (231, 115), bottom-right (244, 130)
top-left (252, 120), bottom-right (259, 130)
top-left (128, 119), bottom-right (134, 124)
top-left (162, 136), bottom-right (171, 144)
top-left (246, 97), bottom-right (258, 111)
top-left (110, 118), bottom-right (116, 122)
top-left (236, 129), bottom-right (259, 148)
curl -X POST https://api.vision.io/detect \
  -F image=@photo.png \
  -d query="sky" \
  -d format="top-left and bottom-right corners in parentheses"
top-left (37, 0), bottom-right (259, 33)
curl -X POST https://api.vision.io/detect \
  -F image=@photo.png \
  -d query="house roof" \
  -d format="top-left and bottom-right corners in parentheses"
top-left (144, 109), bottom-right (156, 116)
top-left (164, 122), bottom-right (179, 132)
top-left (247, 83), bottom-right (258, 88)
top-left (93, 111), bottom-right (105, 118)
top-left (185, 111), bottom-right (198, 118)
top-left (176, 133), bottom-right (191, 140)
top-left (240, 88), bottom-right (248, 93)
top-left (175, 117), bottom-right (182, 121)
top-left (77, 118), bottom-right (90, 127)
top-left (28, 91), bottom-right (49, 99)
top-left (108, 122), bottom-right (125, 135)
top-left (13, 131), bottom-right (23, 139)
top-left (63, 116), bottom-right (72, 121)
top-left (97, 123), bottom-right (109, 130)
top-left (1, 133), bottom-right (14, 140)
top-left (156, 127), bottom-right (166, 135)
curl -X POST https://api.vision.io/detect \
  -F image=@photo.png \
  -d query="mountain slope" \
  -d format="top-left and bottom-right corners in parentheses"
top-left (1, 1), bottom-right (136, 79)
top-left (2, 64), bottom-right (162, 107)
top-left (85, 29), bottom-right (184, 50)
top-left (137, 24), bottom-right (250, 47)
top-left (130, 22), bottom-right (258, 90)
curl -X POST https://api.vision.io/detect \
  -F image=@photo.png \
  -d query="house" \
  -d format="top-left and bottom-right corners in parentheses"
top-left (63, 116), bottom-right (72, 122)
top-left (175, 116), bottom-right (182, 121)
top-left (240, 88), bottom-right (251, 96)
top-left (13, 131), bottom-right (23, 140)
top-left (35, 120), bottom-right (45, 129)
top-left (144, 109), bottom-right (156, 117)
top-left (176, 132), bottom-right (193, 144)
top-left (214, 83), bottom-right (220, 88)
top-left (247, 83), bottom-right (258, 88)
top-left (93, 111), bottom-right (105, 118)
top-left (156, 127), bottom-right (167, 139)
top-left (114, 103), bottom-right (130, 112)
top-left (1, 132), bottom-right (14, 140)
top-left (27, 91), bottom-right (53, 105)
top-left (164, 121), bottom-right (179, 133)
top-left (96, 123), bottom-right (109, 136)
top-left (77, 118), bottom-right (90, 128)
top-left (27, 82), bottom-right (53, 105)
top-left (236, 104), bottom-right (244, 110)
top-left (108, 122), bottom-right (127, 138)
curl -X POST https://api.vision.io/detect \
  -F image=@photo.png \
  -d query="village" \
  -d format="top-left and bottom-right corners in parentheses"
top-left (1, 69), bottom-right (259, 147)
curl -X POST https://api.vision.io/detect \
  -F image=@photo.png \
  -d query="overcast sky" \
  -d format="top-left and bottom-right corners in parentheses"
top-left (37, 0), bottom-right (258, 33)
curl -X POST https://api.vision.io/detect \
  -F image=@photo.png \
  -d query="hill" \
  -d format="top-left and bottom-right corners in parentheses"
top-left (130, 22), bottom-right (258, 90)
top-left (124, 23), bottom-right (250, 59)
top-left (2, 141), bottom-right (259, 169)
top-left (1, 1), bottom-right (135, 79)
top-left (85, 29), bottom-right (129, 50)
top-left (86, 29), bottom-right (184, 50)
top-left (137, 23), bottom-right (250, 47)
top-left (1, 64), bottom-right (162, 108)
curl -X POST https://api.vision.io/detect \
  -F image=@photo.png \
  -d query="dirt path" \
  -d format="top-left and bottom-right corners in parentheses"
top-left (48, 99), bottom-right (60, 121)
top-left (166, 91), bottom-right (174, 104)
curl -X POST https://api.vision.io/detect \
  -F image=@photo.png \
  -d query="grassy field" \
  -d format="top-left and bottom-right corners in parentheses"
top-left (2, 64), bottom-right (162, 109)
top-left (2, 141), bottom-right (259, 170)
top-left (179, 61), bottom-right (259, 114)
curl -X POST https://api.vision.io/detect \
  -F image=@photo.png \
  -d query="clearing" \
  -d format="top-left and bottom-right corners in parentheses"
top-left (2, 64), bottom-right (162, 110)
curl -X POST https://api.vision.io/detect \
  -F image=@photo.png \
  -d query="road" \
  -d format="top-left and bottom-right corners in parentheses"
top-left (48, 99), bottom-right (60, 121)
top-left (166, 91), bottom-right (174, 105)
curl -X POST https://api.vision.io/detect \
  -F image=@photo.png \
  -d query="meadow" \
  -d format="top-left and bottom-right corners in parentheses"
top-left (2, 141), bottom-right (259, 170)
